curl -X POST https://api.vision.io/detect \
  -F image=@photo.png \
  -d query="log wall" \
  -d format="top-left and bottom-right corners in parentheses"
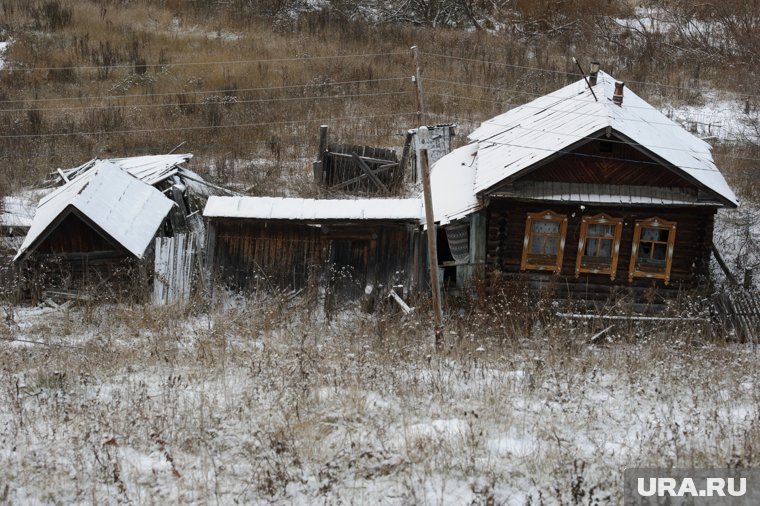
top-left (486, 200), bottom-right (716, 301)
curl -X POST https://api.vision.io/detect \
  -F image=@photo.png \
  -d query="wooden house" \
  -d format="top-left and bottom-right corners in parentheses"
top-left (203, 196), bottom-right (425, 301)
top-left (429, 70), bottom-right (738, 303)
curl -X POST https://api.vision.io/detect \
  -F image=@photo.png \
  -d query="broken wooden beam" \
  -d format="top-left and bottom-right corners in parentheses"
top-left (328, 151), bottom-right (397, 166)
top-left (712, 243), bottom-right (739, 286)
top-left (330, 163), bottom-right (398, 189)
top-left (351, 152), bottom-right (388, 193)
top-left (389, 289), bottom-right (414, 315)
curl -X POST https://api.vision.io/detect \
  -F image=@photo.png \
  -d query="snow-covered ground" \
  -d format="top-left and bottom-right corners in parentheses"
top-left (0, 300), bottom-right (757, 504)
top-left (714, 201), bottom-right (760, 288)
top-left (0, 38), bottom-right (10, 70)
top-left (663, 92), bottom-right (759, 144)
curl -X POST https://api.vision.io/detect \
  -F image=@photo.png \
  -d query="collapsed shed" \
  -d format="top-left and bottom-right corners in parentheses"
top-left (15, 162), bottom-right (174, 300)
top-left (14, 153), bottom-right (227, 302)
top-left (203, 196), bottom-right (425, 300)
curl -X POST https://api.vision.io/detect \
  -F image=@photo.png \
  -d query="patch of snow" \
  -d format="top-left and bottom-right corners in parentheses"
top-left (663, 92), bottom-right (759, 144)
top-left (204, 196), bottom-right (423, 221)
top-left (0, 38), bottom-right (11, 70)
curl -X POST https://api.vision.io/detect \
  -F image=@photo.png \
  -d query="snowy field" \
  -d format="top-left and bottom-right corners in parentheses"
top-left (1, 297), bottom-right (758, 504)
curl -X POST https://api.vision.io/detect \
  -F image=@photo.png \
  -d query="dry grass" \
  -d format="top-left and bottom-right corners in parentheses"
top-left (0, 0), bottom-right (758, 195)
top-left (0, 295), bottom-right (757, 504)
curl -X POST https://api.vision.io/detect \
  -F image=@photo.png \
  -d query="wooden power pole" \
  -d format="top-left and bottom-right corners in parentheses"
top-left (412, 46), bottom-right (443, 348)
top-left (419, 129), bottom-right (444, 347)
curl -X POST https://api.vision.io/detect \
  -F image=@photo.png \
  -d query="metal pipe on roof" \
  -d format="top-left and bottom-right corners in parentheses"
top-left (613, 82), bottom-right (625, 106)
top-left (589, 61), bottom-right (600, 86)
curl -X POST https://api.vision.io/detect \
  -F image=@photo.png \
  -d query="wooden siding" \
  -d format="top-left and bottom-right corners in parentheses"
top-left (207, 218), bottom-right (424, 295)
top-left (486, 200), bottom-right (716, 301)
top-left (509, 137), bottom-right (697, 188)
top-left (36, 212), bottom-right (121, 254)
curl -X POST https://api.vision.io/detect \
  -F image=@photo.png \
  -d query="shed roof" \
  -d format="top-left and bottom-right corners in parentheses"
top-left (430, 70), bottom-right (737, 220)
top-left (15, 161), bottom-right (175, 261)
top-left (204, 196), bottom-right (423, 222)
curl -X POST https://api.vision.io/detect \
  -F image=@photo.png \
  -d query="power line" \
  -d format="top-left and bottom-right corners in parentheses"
top-left (0, 77), bottom-right (408, 104)
top-left (421, 52), bottom-right (578, 78)
top-left (422, 51), bottom-right (760, 101)
top-left (476, 137), bottom-right (756, 179)
top-left (0, 90), bottom-right (414, 113)
top-left (0, 112), bottom-right (417, 139)
top-left (1, 51), bottom-right (408, 72)
top-left (426, 77), bottom-right (751, 117)
top-left (426, 91), bottom-right (758, 144)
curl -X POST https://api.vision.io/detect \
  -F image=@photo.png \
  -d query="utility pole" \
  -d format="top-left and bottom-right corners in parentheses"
top-left (411, 45), bottom-right (426, 127)
top-left (418, 127), bottom-right (444, 349)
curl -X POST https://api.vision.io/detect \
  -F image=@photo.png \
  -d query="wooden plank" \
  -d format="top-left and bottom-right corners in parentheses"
top-left (400, 130), bottom-right (415, 182)
top-left (351, 152), bottom-right (388, 193)
top-left (329, 151), bottom-right (398, 165)
top-left (330, 163), bottom-right (397, 189)
top-left (712, 243), bottom-right (739, 286)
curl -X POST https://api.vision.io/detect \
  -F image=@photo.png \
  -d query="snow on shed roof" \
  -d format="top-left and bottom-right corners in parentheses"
top-left (454, 70), bottom-right (737, 207)
top-left (15, 161), bottom-right (175, 261)
top-left (204, 196), bottom-right (423, 222)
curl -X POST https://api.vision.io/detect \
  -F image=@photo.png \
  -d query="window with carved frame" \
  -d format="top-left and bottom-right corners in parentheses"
top-left (628, 217), bottom-right (677, 284)
top-left (575, 214), bottom-right (623, 279)
top-left (521, 210), bottom-right (568, 273)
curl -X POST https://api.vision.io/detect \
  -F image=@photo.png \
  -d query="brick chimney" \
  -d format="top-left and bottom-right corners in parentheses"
top-left (589, 61), bottom-right (600, 86)
top-left (612, 81), bottom-right (625, 106)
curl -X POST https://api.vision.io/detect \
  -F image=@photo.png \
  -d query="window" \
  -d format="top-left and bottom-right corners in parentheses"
top-left (521, 210), bottom-right (568, 273)
top-left (575, 214), bottom-right (623, 279)
top-left (628, 217), bottom-right (677, 284)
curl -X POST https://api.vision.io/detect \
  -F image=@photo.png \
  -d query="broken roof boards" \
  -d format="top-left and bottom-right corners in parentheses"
top-left (430, 70), bottom-right (738, 225)
top-left (60, 153), bottom-right (192, 187)
top-left (15, 161), bottom-right (175, 261)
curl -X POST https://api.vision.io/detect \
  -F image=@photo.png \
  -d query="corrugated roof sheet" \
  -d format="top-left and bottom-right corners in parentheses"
top-left (60, 154), bottom-right (193, 187)
top-left (204, 196), bottom-right (423, 221)
top-left (15, 161), bottom-right (175, 261)
top-left (430, 70), bottom-right (737, 219)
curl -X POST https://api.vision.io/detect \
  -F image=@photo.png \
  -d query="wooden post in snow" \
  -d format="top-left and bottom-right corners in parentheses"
top-left (411, 46), bottom-right (426, 127)
top-left (419, 126), bottom-right (444, 348)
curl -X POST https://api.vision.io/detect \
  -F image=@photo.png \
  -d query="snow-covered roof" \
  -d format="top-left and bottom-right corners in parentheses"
top-left (61, 154), bottom-right (193, 186)
top-left (204, 196), bottom-right (423, 221)
top-left (15, 161), bottom-right (175, 261)
top-left (428, 142), bottom-right (481, 225)
top-left (430, 70), bottom-right (737, 218)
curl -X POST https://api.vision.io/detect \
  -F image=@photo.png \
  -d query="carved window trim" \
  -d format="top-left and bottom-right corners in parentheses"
top-left (521, 210), bottom-right (568, 273)
top-left (575, 213), bottom-right (623, 280)
top-left (628, 217), bottom-right (677, 284)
